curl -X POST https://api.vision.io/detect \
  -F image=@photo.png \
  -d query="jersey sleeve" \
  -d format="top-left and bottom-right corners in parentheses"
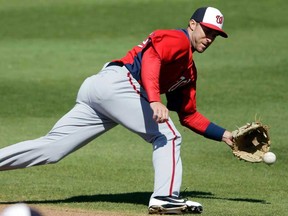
top-left (166, 85), bottom-right (210, 134)
top-left (141, 46), bottom-right (162, 102)
top-left (166, 85), bottom-right (225, 141)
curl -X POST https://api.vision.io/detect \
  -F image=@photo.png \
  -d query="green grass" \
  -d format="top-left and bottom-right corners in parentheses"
top-left (0, 0), bottom-right (288, 215)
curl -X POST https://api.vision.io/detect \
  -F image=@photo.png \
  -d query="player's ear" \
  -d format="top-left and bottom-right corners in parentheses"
top-left (188, 19), bottom-right (197, 31)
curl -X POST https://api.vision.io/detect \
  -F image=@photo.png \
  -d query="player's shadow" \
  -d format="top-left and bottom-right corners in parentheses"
top-left (0, 191), bottom-right (269, 206)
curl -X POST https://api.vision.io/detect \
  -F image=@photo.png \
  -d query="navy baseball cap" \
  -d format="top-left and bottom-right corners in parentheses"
top-left (191, 7), bottom-right (228, 38)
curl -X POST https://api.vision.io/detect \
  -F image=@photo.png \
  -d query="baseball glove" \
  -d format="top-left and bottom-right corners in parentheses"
top-left (231, 121), bottom-right (271, 162)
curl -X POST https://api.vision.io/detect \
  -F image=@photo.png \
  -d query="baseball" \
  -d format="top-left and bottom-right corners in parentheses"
top-left (263, 152), bottom-right (276, 165)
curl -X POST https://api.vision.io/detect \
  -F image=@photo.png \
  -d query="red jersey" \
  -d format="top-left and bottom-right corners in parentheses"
top-left (113, 29), bottom-right (225, 139)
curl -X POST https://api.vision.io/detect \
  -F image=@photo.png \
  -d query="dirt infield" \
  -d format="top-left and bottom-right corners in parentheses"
top-left (0, 205), bottom-right (147, 216)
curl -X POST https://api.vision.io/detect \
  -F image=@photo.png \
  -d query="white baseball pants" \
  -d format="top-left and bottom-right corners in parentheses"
top-left (0, 64), bottom-right (183, 198)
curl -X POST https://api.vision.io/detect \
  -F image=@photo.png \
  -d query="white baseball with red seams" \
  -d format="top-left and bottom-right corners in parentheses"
top-left (263, 152), bottom-right (276, 164)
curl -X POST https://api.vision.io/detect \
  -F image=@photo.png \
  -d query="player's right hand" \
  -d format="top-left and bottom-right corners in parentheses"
top-left (150, 102), bottom-right (169, 123)
top-left (222, 130), bottom-right (233, 148)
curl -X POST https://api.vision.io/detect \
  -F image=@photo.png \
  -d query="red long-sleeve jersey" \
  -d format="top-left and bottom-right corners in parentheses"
top-left (113, 29), bottom-right (225, 139)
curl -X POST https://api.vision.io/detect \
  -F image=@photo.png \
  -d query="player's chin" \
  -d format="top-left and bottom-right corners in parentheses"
top-left (195, 45), bottom-right (207, 53)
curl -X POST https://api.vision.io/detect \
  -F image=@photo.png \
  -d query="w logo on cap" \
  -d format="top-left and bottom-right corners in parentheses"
top-left (191, 7), bottom-right (228, 38)
top-left (216, 15), bottom-right (223, 24)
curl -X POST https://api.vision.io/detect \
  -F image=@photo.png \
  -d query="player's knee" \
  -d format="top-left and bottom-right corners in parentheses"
top-left (152, 133), bottom-right (182, 150)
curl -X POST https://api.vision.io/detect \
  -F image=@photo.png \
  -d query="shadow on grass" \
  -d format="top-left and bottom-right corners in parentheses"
top-left (0, 191), bottom-right (269, 206)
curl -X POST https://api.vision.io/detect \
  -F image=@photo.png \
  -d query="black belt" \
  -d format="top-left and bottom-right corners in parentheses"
top-left (106, 62), bottom-right (124, 67)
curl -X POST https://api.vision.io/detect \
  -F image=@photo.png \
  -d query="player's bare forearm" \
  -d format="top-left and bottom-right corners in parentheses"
top-left (150, 101), bottom-right (169, 123)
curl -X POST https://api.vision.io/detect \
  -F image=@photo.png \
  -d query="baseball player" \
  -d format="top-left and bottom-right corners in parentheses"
top-left (0, 7), bottom-right (233, 214)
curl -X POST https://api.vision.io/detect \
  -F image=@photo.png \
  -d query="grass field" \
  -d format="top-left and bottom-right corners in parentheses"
top-left (0, 0), bottom-right (288, 215)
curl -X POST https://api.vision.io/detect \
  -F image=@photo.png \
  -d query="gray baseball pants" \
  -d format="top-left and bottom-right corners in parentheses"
top-left (0, 64), bottom-right (183, 198)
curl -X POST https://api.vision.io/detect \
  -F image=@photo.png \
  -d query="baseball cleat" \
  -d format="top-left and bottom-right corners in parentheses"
top-left (148, 196), bottom-right (203, 214)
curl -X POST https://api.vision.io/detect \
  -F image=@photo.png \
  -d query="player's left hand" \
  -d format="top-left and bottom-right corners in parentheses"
top-left (150, 102), bottom-right (169, 123)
